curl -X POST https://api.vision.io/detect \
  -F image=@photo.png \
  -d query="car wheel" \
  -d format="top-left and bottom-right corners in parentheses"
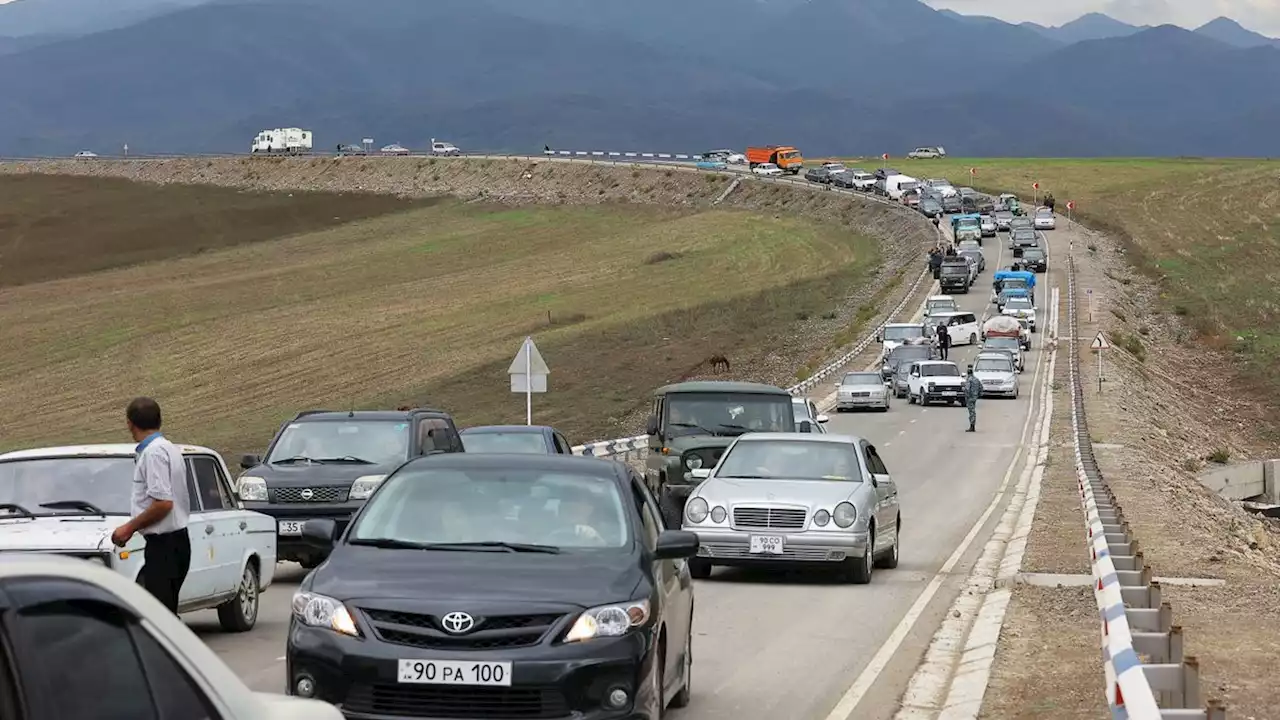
top-left (875, 516), bottom-right (901, 569)
top-left (1013, 386), bottom-right (1019, 400)
top-left (845, 527), bottom-right (874, 584)
top-left (216, 562), bottom-right (260, 632)
top-left (298, 556), bottom-right (321, 570)
top-left (670, 627), bottom-right (693, 709)
top-left (969, 333), bottom-right (977, 345)
top-left (688, 558), bottom-right (712, 579)
top-left (908, 392), bottom-right (916, 405)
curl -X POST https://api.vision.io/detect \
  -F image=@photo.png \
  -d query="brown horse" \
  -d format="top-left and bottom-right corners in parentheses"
top-left (707, 355), bottom-right (731, 374)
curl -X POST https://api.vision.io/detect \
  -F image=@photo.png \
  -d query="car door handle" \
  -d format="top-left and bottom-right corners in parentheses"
top-left (239, 521), bottom-right (247, 530)
top-left (205, 524), bottom-right (215, 535)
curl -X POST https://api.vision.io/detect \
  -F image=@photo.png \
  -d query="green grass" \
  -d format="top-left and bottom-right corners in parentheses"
top-left (0, 195), bottom-right (881, 457)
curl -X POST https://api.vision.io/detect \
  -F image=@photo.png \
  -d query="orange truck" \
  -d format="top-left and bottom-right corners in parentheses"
top-left (746, 145), bottom-right (804, 174)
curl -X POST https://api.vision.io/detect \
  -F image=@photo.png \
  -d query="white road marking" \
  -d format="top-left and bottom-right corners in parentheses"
top-left (821, 319), bottom-right (1048, 720)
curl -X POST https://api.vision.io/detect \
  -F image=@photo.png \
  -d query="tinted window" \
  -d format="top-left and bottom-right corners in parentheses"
top-left (189, 456), bottom-right (230, 511)
top-left (717, 440), bottom-right (862, 481)
top-left (134, 629), bottom-right (220, 719)
top-left (418, 418), bottom-right (460, 454)
top-left (267, 420), bottom-right (409, 465)
top-left (865, 446), bottom-right (889, 475)
top-left (0, 457), bottom-right (133, 516)
top-left (1005, 299), bottom-right (1033, 310)
top-left (461, 432), bottom-right (550, 455)
top-left (882, 325), bottom-right (923, 341)
top-left (664, 392), bottom-right (793, 438)
top-left (975, 357), bottom-right (1013, 372)
top-left (631, 483), bottom-right (661, 548)
top-left (920, 364), bottom-right (960, 377)
top-left (350, 467), bottom-right (631, 549)
top-left (12, 600), bottom-right (158, 720)
top-left (986, 337), bottom-right (1020, 349)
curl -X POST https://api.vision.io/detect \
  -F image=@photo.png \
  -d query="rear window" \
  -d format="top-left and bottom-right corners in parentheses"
top-left (461, 432), bottom-right (549, 454)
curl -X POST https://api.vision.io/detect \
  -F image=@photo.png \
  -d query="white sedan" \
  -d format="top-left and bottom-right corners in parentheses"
top-left (1034, 207), bottom-right (1056, 229)
top-left (752, 162), bottom-right (784, 176)
top-left (379, 144), bottom-right (411, 155)
top-left (73, 150), bottom-right (98, 159)
top-left (0, 443), bottom-right (277, 632)
top-left (973, 352), bottom-right (1019, 398)
top-left (0, 555), bottom-right (341, 719)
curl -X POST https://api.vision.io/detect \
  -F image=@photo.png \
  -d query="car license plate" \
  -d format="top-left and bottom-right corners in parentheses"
top-left (398, 659), bottom-right (512, 686)
top-left (749, 535), bottom-right (785, 555)
top-left (277, 520), bottom-right (306, 536)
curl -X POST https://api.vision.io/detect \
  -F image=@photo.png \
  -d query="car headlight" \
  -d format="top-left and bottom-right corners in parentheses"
top-left (685, 497), bottom-right (709, 524)
top-left (564, 599), bottom-right (650, 643)
top-left (292, 591), bottom-right (359, 637)
top-left (684, 454), bottom-right (703, 470)
top-left (349, 474), bottom-right (387, 500)
top-left (710, 506), bottom-right (727, 523)
top-left (813, 509), bottom-right (831, 527)
top-left (833, 502), bottom-right (857, 528)
top-left (237, 476), bottom-right (267, 501)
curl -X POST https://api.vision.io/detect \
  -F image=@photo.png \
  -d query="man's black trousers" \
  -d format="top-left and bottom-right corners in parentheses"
top-left (140, 529), bottom-right (191, 613)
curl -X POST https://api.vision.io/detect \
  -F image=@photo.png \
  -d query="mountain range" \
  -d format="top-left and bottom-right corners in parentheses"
top-left (0, 0), bottom-right (1277, 157)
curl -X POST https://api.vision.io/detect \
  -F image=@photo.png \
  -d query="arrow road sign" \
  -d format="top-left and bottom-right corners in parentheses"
top-left (1067, 200), bottom-right (1076, 210)
top-left (1032, 182), bottom-right (1040, 190)
top-left (969, 167), bottom-right (977, 176)
top-left (1091, 332), bottom-right (1110, 350)
top-left (509, 337), bottom-right (549, 393)
top-left (882, 153), bottom-right (890, 160)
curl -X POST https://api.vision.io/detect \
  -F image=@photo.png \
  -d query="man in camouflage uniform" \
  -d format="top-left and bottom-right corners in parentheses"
top-left (964, 364), bottom-right (982, 432)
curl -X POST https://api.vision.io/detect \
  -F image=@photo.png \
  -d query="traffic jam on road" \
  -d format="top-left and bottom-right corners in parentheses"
top-left (0, 150), bottom-right (1063, 720)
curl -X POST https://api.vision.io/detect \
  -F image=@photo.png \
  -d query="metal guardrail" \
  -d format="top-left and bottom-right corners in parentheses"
top-left (1065, 254), bottom-right (1225, 720)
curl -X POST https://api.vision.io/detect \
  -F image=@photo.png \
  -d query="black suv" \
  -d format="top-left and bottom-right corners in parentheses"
top-left (236, 407), bottom-right (464, 567)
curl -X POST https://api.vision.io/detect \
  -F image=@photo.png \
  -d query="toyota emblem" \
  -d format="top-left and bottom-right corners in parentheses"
top-left (440, 611), bottom-right (475, 634)
top-left (300, 488), bottom-right (314, 500)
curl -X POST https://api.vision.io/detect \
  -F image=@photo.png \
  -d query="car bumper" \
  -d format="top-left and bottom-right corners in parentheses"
top-left (688, 527), bottom-right (869, 564)
top-left (287, 620), bottom-right (659, 720)
top-left (920, 387), bottom-right (965, 402)
top-left (242, 501), bottom-right (364, 559)
top-left (980, 383), bottom-right (1018, 397)
top-left (836, 395), bottom-right (890, 409)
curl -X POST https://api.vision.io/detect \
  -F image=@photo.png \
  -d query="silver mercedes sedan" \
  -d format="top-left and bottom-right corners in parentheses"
top-left (834, 371), bottom-right (891, 411)
top-left (681, 433), bottom-right (901, 584)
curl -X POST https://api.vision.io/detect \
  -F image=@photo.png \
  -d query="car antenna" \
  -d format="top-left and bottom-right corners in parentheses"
top-left (348, 395), bottom-right (355, 418)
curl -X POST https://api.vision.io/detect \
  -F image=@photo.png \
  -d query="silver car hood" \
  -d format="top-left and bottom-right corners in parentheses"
top-left (974, 369), bottom-right (1016, 382)
top-left (838, 383), bottom-right (886, 393)
top-left (694, 476), bottom-right (861, 508)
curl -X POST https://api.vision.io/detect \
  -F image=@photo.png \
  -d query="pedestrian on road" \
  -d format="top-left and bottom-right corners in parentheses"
top-left (111, 397), bottom-right (192, 614)
top-left (964, 365), bottom-right (982, 432)
top-left (936, 321), bottom-right (951, 360)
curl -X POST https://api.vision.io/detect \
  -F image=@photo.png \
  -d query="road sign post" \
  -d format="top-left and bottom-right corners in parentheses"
top-left (881, 153), bottom-right (889, 173)
top-left (508, 336), bottom-right (549, 425)
top-left (1091, 331), bottom-right (1110, 393)
top-left (1066, 200), bottom-right (1075, 223)
top-left (123, 143), bottom-right (129, 158)
top-left (1086, 288), bottom-right (1093, 322)
top-left (1033, 181), bottom-right (1040, 206)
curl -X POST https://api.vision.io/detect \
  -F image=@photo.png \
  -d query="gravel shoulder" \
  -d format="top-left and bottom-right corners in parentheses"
top-left (984, 218), bottom-right (1280, 718)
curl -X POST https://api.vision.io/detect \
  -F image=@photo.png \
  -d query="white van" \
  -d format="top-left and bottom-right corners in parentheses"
top-left (885, 174), bottom-right (919, 201)
top-left (930, 311), bottom-right (981, 347)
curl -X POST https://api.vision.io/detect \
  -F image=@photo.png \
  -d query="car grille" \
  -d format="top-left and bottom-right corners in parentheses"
top-left (699, 543), bottom-right (843, 562)
top-left (270, 485), bottom-right (349, 503)
top-left (361, 609), bottom-right (563, 651)
top-left (732, 507), bottom-right (807, 531)
top-left (343, 683), bottom-right (570, 719)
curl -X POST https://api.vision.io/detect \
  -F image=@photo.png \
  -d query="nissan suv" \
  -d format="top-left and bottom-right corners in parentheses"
top-left (236, 407), bottom-right (464, 567)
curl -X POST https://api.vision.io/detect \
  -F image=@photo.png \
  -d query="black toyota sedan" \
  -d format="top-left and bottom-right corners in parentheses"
top-left (286, 453), bottom-right (700, 720)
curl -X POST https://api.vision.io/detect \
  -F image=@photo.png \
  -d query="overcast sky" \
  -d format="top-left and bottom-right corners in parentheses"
top-left (922, 0), bottom-right (1280, 35)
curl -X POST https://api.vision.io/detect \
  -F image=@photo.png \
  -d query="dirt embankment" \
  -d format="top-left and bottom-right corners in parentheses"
top-left (0, 157), bottom-right (936, 443)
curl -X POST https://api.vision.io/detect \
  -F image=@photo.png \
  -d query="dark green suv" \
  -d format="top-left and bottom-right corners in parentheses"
top-left (644, 381), bottom-right (805, 527)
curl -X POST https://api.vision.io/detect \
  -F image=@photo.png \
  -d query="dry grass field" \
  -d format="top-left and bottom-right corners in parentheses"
top-left (0, 181), bottom-right (883, 458)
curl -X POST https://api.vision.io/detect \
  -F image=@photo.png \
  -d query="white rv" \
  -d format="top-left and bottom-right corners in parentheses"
top-left (250, 128), bottom-right (313, 154)
top-left (885, 174), bottom-right (920, 201)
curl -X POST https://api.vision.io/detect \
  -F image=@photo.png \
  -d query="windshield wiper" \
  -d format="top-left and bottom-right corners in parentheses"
top-left (0, 503), bottom-right (34, 518)
top-left (270, 456), bottom-right (322, 465)
top-left (347, 538), bottom-right (561, 554)
top-left (421, 541), bottom-right (562, 554)
top-left (40, 500), bottom-right (108, 516)
top-left (311, 456), bottom-right (375, 464)
top-left (717, 423), bottom-right (749, 432)
top-left (669, 422), bottom-right (718, 436)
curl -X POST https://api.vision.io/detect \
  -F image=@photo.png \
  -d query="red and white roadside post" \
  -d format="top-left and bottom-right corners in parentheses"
top-left (1033, 181), bottom-right (1040, 206)
top-left (1066, 199), bottom-right (1076, 222)
top-left (881, 153), bottom-right (889, 173)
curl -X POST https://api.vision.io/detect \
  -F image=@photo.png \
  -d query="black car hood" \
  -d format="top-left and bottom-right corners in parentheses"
top-left (248, 461), bottom-right (400, 486)
top-left (311, 546), bottom-right (643, 609)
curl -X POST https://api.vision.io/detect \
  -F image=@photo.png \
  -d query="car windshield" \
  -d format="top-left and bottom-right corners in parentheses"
top-left (927, 300), bottom-right (956, 313)
top-left (986, 337), bottom-right (1019, 349)
top-left (349, 467), bottom-right (630, 549)
top-left (1006, 299), bottom-right (1033, 310)
top-left (0, 457), bottom-right (136, 515)
top-left (664, 392), bottom-right (793, 438)
top-left (956, 218), bottom-right (980, 229)
top-left (920, 364), bottom-right (960, 377)
top-left (842, 372), bottom-right (883, 386)
top-left (266, 420), bottom-right (409, 465)
top-left (1003, 279), bottom-right (1029, 289)
top-left (824, 164), bottom-right (845, 171)
top-left (1023, 249), bottom-right (1045, 259)
top-left (716, 440), bottom-right (862, 481)
top-left (975, 357), bottom-right (1013, 372)
top-left (461, 432), bottom-right (549, 454)
top-left (888, 347), bottom-right (931, 366)
top-left (883, 326), bottom-right (923, 341)
top-left (1037, 209), bottom-right (1053, 217)
top-left (941, 264), bottom-right (968, 276)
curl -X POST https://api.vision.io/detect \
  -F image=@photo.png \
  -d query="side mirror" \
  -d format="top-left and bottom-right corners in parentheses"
top-left (815, 414), bottom-right (829, 424)
top-left (240, 454), bottom-right (261, 470)
top-left (655, 530), bottom-right (701, 560)
top-left (689, 468), bottom-right (711, 480)
top-left (799, 421), bottom-right (813, 434)
top-left (300, 519), bottom-right (338, 550)
top-left (645, 414), bottom-right (659, 436)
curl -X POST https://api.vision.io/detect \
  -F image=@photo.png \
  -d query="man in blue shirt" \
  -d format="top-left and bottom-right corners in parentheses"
top-left (111, 397), bottom-right (192, 613)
